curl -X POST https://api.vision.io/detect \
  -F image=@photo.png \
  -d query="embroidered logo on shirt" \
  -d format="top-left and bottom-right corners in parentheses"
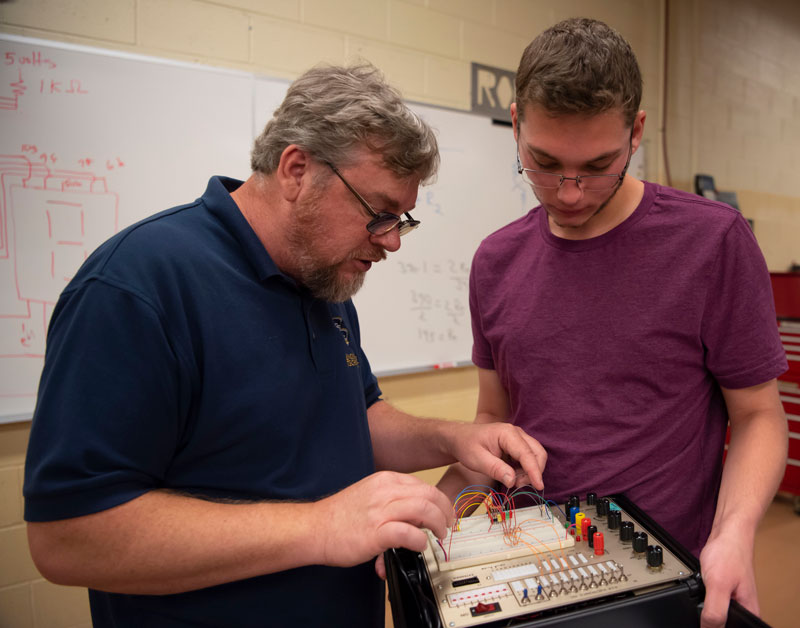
top-left (332, 317), bottom-right (349, 345)
top-left (333, 317), bottom-right (360, 367)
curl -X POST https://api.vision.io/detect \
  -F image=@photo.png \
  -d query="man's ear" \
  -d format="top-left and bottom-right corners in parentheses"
top-left (275, 144), bottom-right (310, 202)
top-left (631, 110), bottom-right (647, 154)
top-left (511, 102), bottom-right (519, 142)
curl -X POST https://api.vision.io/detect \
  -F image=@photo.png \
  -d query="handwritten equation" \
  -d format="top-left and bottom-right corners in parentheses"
top-left (2, 48), bottom-right (88, 112)
top-left (394, 257), bottom-right (471, 347)
top-left (398, 258), bottom-right (470, 291)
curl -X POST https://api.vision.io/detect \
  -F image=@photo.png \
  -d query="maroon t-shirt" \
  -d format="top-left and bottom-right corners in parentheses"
top-left (470, 182), bottom-right (787, 555)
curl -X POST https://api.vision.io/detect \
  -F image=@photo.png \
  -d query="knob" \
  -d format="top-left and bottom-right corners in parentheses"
top-left (633, 531), bottom-right (648, 554)
top-left (597, 498), bottom-right (609, 517)
top-left (587, 525), bottom-right (598, 548)
top-left (581, 517), bottom-right (592, 540)
top-left (594, 531), bottom-right (605, 555)
top-left (608, 509), bottom-right (621, 530)
top-left (620, 521), bottom-right (634, 542)
top-left (575, 513), bottom-right (586, 539)
top-left (586, 492), bottom-right (597, 506)
top-left (647, 545), bottom-right (663, 568)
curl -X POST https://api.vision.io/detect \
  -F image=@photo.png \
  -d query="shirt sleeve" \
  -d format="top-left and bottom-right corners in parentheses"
top-left (24, 277), bottom-right (188, 522)
top-left (700, 214), bottom-right (788, 389)
top-left (469, 246), bottom-right (495, 370)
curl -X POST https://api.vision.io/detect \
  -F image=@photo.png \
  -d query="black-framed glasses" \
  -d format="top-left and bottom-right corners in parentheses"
top-left (516, 131), bottom-right (633, 191)
top-left (327, 163), bottom-right (420, 236)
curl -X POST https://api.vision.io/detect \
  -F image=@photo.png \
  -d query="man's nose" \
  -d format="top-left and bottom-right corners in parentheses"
top-left (370, 227), bottom-right (401, 253)
top-left (556, 177), bottom-right (584, 204)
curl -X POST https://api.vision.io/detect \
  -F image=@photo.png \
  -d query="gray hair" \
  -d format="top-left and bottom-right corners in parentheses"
top-left (251, 63), bottom-right (439, 182)
top-left (516, 18), bottom-right (642, 126)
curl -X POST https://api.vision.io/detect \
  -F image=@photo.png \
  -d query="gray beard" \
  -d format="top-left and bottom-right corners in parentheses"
top-left (295, 255), bottom-right (367, 303)
top-left (285, 187), bottom-right (375, 303)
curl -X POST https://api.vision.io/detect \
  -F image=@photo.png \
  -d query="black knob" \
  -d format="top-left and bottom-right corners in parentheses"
top-left (586, 492), bottom-right (597, 506)
top-left (620, 521), bottom-right (634, 542)
top-left (587, 525), bottom-right (598, 547)
top-left (597, 498), bottom-right (610, 517)
top-left (633, 531), bottom-right (648, 553)
top-left (647, 545), bottom-right (663, 568)
top-left (608, 510), bottom-right (621, 530)
top-left (569, 495), bottom-right (580, 510)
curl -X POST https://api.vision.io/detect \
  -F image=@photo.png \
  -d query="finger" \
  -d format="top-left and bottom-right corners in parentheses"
top-left (520, 430), bottom-right (548, 471)
top-left (376, 520), bottom-right (429, 554)
top-left (700, 585), bottom-right (731, 628)
top-left (374, 553), bottom-right (387, 580)
top-left (469, 447), bottom-right (517, 489)
top-left (497, 430), bottom-right (546, 490)
top-left (428, 485), bottom-right (457, 529)
top-left (513, 470), bottom-right (531, 489)
top-left (369, 473), bottom-right (455, 529)
top-left (381, 494), bottom-right (451, 540)
top-left (732, 578), bottom-right (759, 616)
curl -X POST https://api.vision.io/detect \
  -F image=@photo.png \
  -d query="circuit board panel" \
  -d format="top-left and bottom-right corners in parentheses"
top-left (420, 498), bottom-right (695, 627)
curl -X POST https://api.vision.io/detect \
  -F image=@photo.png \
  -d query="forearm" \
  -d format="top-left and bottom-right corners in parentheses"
top-left (27, 490), bottom-right (322, 595)
top-left (367, 400), bottom-right (462, 472)
top-left (696, 381), bottom-right (787, 627)
top-left (708, 379), bottom-right (788, 547)
top-left (709, 408), bottom-right (787, 542)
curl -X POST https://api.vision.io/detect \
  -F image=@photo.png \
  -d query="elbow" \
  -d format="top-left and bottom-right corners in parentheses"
top-left (26, 522), bottom-right (84, 586)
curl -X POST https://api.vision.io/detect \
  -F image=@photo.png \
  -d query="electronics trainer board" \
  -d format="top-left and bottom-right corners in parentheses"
top-left (386, 492), bottom-right (769, 628)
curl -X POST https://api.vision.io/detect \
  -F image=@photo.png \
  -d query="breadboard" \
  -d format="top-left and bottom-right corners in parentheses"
top-left (431, 506), bottom-right (574, 571)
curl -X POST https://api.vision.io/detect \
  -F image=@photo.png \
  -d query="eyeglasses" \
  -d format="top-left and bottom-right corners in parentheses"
top-left (327, 163), bottom-right (420, 236)
top-left (516, 132), bottom-right (633, 191)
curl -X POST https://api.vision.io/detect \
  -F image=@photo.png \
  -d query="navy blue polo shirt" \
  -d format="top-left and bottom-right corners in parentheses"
top-left (24, 177), bottom-right (385, 627)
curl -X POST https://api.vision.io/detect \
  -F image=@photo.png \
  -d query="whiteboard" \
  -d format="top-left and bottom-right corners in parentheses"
top-left (0, 35), bottom-right (253, 421)
top-left (0, 34), bottom-right (539, 421)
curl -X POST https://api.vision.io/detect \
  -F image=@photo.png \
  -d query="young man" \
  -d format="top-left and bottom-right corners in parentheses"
top-left (23, 64), bottom-right (546, 627)
top-left (438, 18), bottom-right (788, 628)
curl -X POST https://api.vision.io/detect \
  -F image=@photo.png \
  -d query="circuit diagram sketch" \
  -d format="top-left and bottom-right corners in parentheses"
top-left (0, 155), bottom-right (118, 404)
top-left (1, 43), bottom-right (122, 410)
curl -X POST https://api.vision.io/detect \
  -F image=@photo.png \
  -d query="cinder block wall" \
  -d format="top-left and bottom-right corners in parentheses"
top-left (1, 1), bottom-right (798, 626)
top-left (666, 0), bottom-right (800, 269)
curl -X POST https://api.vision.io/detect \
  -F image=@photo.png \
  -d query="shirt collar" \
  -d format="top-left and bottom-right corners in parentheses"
top-left (201, 176), bottom-right (289, 283)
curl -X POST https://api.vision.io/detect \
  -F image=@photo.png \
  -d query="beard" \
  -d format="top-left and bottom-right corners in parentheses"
top-left (295, 254), bottom-right (368, 303)
top-left (286, 186), bottom-right (386, 303)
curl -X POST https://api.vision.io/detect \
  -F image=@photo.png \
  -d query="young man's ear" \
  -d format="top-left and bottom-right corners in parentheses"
top-left (631, 110), bottom-right (647, 154)
top-left (510, 102), bottom-right (519, 142)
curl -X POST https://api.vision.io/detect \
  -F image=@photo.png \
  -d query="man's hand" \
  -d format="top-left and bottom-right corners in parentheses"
top-left (444, 421), bottom-right (547, 491)
top-left (698, 526), bottom-right (759, 628)
top-left (315, 471), bottom-right (454, 574)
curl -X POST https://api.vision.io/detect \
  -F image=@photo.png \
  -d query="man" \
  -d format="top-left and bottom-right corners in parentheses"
top-left (23, 64), bottom-right (546, 627)
top-left (438, 18), bottom-right (788, 628)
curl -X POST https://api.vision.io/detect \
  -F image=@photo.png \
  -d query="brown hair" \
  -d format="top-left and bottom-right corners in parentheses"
top-left (515, 17), bottom-right (642, 125)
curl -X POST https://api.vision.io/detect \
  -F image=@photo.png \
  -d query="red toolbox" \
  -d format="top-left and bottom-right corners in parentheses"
top-left (771, 273), bottom-right (800, 506)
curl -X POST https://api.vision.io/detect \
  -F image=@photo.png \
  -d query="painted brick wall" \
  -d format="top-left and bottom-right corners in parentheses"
top-left (666, 0), bottom-right (800, 269)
